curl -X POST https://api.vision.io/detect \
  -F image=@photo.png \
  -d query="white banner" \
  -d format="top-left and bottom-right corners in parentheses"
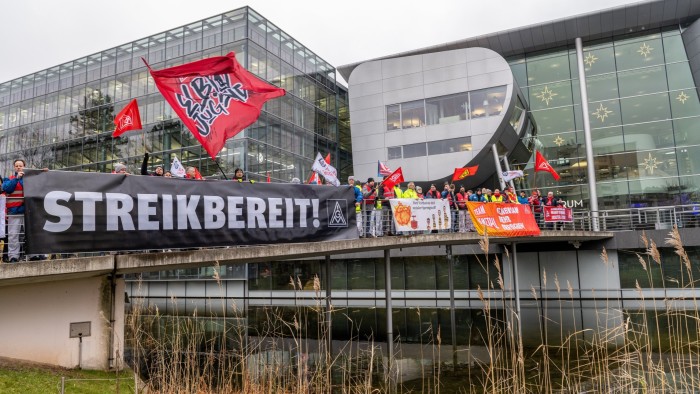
top-left (502, 170), bottom-right (524, 182)
top-left (311, 152), bottom-right (340, 186)
top-left (170, 156), bottom-right (187, 178)
top-left (0, 195), bottom-right (5, 238)
top-left (389, 199), bottom-right (452, 232)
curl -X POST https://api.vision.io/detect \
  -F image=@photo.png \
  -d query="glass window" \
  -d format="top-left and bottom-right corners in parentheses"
top-left (401, 100), bottom-right (425, 128)
top-left (404, 257), bottom-right (437, 290)
top-left (617, 66), bottom-right (668, 97)
top-left (467, 255), bottom-right (499, 290)
top-left (388, 146), bottom-right (402, 160)
top-left (618, 249), bottom-right (663, 288)
top-left (427, 137), bottom-right (472, 155)
top-left (624, 121), bottom-right (674, 150)
top-left (469, 86), bottom-right (507, 117)
top-left (673, 117), bottom-right (700, 147)
top-left (589, 99), bottom-right (622, 128)
top-left (403, 142), bottom-right (427, 158)
top-left (670, 89), bottom-right (700, 119)
top-left (581, 45), bottom-right (616, 76)
top-left (348, 259), bottom-right (376, 290)
top-left (614, 36), bottom-right (663, 71)
top-left (666, 62), bottom-right (696, 91)
top-left (509, 59), bottom-right (527, 88)
top-left (663, 34), bottom-right (688, 63)
top-left (529, 81), bottom-right (572, 110)
top-left (591, 126), bottom-right (624, 155)
top-left (526, 53), bottom-right (571, 85)
top-left (386, 104), bottom-right (400, 130)
top-left (620, 93), bottom-right (671, 125)
top-left (585, 73), bottom-right (619, 102)
top-left (531, 106), bottom-right (576, 135)
top-left (425, 92), bottom-right (468, 125)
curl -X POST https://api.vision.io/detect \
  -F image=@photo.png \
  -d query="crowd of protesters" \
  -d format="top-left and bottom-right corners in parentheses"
top-left (344, 174), bottom-right (566, 237)
top-left (0, 153), bottom-right (566, 262)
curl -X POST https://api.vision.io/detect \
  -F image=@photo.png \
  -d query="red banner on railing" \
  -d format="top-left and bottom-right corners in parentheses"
top-left (467, 202), bottom-right (540, 237)
top-left (543, 206), bottom-right (573, 222)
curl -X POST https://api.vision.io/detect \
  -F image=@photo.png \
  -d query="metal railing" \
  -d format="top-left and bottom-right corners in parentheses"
top-left (2, 201), bottom-right (700, 263)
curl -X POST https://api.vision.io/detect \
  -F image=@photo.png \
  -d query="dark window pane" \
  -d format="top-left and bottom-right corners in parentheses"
top-left (403, 142), bottom-right (426, 158)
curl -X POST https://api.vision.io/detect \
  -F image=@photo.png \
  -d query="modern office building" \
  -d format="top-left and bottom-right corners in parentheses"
top-left (0, 7), bottom-right (351, 182)
top-left (4, 1), bottom-right (700, 356)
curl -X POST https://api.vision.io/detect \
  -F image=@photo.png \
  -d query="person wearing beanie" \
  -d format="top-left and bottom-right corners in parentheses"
top-left (113, 162), bottom-right (128, 174)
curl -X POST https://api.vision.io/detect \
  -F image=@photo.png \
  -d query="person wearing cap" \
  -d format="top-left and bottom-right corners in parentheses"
top-left (348, 176), bottom-right (363, 237)
top-left (140, 152), bottom-right (163, 176)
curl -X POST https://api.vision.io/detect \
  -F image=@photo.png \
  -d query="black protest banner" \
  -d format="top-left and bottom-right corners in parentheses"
top-left (23, 170), bottom-right (357, 254)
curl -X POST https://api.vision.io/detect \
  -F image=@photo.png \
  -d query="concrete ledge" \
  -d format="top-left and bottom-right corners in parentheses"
top-left (0, 231), bottom-right (613, 283)
top-left (0, 255), bottom-right (115, 287)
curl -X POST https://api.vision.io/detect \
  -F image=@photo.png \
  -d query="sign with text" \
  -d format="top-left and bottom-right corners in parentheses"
top-left (467, 202), bottom-right (540, 237)
top-left (389, 199), bottom-right (451, 232)
top-left (543, 206), bottom-right (573, 222)
top-left (22, 170), bottom-right (357, 254)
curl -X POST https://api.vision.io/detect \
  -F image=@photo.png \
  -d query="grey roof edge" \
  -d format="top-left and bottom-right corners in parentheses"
top-left (338, 0), bottom-right (698, 82)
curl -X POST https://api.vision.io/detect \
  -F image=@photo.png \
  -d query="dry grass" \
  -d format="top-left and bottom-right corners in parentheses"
top-left (126, 226), bottom-right (700, 393)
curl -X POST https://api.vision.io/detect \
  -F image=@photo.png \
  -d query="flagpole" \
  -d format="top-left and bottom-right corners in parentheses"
top-left (213, 158), bottom-right (228, 180)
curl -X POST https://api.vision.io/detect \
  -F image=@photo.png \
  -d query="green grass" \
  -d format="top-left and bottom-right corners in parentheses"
top-left (0, 359), bottom-right (134, 394)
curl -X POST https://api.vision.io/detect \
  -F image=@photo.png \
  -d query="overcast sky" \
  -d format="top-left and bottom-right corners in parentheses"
top-left (1, 0), bottom-right (645, 84)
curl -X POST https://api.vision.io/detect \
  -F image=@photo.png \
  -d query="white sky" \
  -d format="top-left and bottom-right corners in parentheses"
top-left (0, 0), bottom-right (645, 84)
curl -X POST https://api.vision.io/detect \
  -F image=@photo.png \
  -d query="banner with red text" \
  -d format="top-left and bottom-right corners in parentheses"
top-left (543, 206), bottom-right (573, 222)
top-left (390, 199), bottom-right (451, 232)
top-left (467, 202), bottom-right (540, 236)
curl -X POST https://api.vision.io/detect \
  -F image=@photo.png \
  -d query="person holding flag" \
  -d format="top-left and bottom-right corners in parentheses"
top-left (362, 178), bottom-right (382, 237)
top-left (169, 156), bottom-right (187, 178)
top-left (186, 166), bottom-right (204, 180)
top-left (140, 152), bottom-right (164, 176)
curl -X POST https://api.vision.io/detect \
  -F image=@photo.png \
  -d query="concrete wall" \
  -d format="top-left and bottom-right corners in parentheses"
top-left (0, 276), bottom-right (124, 369)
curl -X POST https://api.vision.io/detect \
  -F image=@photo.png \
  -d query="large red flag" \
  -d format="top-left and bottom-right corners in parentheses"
top-left (535, 151), bottom-right (560, 181)
top-left (112, 99), bottom-right (142, 137)
top-left (452, 165), bottom-right (479, 181)
top-left (146, 52), bottom-right (285, 159)
top-left (382, 167), bottom-right (404, 189)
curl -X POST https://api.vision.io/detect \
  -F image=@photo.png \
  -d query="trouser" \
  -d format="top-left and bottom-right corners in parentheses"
top-left (8, 215), bottom-right (22, 260)
top-left (384, 208), bottom-right (395, 234)
top-left (370, 209), bottom-right (383, 237)
top-left (458, 210), bottom-right (467, 233)
top-left (356, 210), bottom-right (364, 237)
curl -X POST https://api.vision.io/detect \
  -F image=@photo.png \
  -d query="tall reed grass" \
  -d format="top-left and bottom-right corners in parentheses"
top-left (126, 227), bottom-right (700, 393)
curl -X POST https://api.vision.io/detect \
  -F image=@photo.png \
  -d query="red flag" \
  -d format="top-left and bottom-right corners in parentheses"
top-left (112, 99), bottom-right (142, 137)
top-left (382, 167), bottom-right (404, 189)
top-left (146, 52), bottom-right (285, 159)
top-left (307, 172), bottom-right (320, 184)
top-left (452, 165), bottom-right (479, 181)
top-left (193, 167), bottom-right (204, 180)
top-left (324, 153), bottom-right (331, 164)
top-left (535, 151), bottom-right (560, 181)
top-left (266, 171), bottom-right (271, 183)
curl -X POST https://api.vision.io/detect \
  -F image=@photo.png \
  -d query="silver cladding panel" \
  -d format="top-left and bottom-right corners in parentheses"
top-left (348, 47), bottom-right (514, 182)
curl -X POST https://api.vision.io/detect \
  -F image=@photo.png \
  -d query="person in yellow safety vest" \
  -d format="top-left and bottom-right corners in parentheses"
top-left (491, 188), bottom-right (504, 203)
top-left (402, 182), bottom-right (418, 199)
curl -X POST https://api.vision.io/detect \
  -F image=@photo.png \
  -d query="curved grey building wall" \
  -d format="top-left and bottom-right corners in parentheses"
top-left (348, 47), bottom-right (532, 187)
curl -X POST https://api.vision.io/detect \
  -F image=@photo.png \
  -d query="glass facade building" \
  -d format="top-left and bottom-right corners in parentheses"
top-left (0, 7), bottom-right (352, 182)
top-left (510, 27), bottom-right (700, 209)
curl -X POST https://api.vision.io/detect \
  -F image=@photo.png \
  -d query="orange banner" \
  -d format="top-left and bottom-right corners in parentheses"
top-left (467, 202), bottom-right (541, 237)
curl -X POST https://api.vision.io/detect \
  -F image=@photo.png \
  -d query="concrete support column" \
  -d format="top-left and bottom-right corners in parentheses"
top-left (575, 37), bottom-right (600, 231)
top-left (325, 255), bottom-right (333, 358)
top-left (446, 245), bottom-right (458, 370)
top-left (502, 158), bottom-right (516, 191)
top-left (492, 144), bottom-right (506, 190)
top-left (384, 249), bottom-right (395, 392)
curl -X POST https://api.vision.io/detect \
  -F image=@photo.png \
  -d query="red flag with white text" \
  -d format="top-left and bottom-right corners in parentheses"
top-left (382, 167), bottom-right (404, 189)
top-left (145, 53), bottom-right (285, 159)
top-left (535, 151), bottom-right (560, 181)
top-left (112, 99), bottom-right (142, 137)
